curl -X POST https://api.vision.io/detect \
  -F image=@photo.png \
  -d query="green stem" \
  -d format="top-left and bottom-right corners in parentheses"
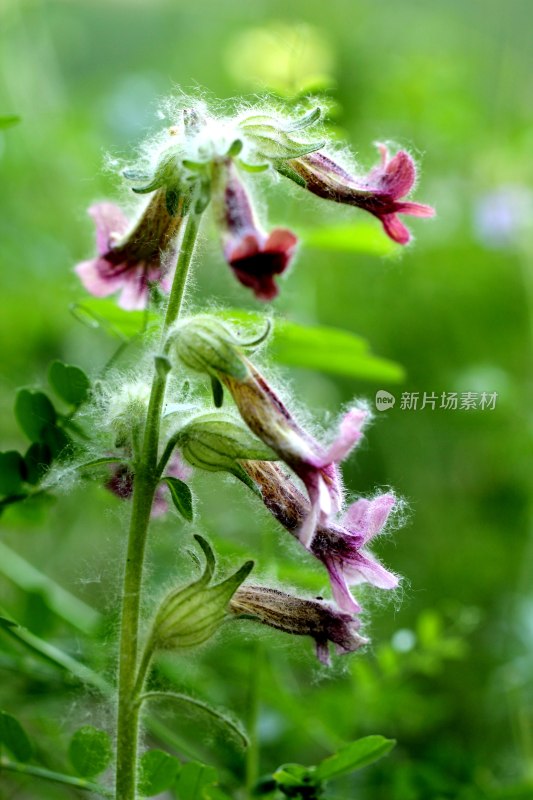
top-left (0, 759), bottom-right (112, 798)
top-left (115, 212), bottom-right (201, 800)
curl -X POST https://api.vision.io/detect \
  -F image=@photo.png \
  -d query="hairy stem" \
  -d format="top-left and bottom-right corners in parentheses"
top-left (115, 213), bottom-right (201, 800)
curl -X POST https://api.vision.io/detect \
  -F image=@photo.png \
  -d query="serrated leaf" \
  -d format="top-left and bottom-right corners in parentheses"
top-left (163, 477), bottom-right (193, 521)
top-left (48, 361), bottom-right (90, 406)
top-left (175, 761), bottom-right (218, 800)
top-left (314, 735), bottom-right (395, 781)
top-left (68, 726), bottom-right (112, 777)
top-left (0, 711), bottom-right (33, 761)
top-left (15, 389), bottom-right (56, 442)
top-left (0, 115), bottom-right (20, 129)
top-left (138, 749), bottom-right (181, 796)
top-left (301, 220), bottom-right (398, 256)
top-left (214, 311), bottom-right (405, 383)
top-left (0, 451), bottom-right (25, 495)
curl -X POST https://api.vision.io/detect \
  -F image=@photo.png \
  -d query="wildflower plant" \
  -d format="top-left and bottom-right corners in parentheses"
top-left (0, 94), bottom-right (434, 799)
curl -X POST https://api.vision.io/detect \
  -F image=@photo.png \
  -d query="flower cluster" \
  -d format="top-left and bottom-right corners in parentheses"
top-left (76, 101), bottom-right (434, 308)
top-left (170, 316), bottom-right (401, 662)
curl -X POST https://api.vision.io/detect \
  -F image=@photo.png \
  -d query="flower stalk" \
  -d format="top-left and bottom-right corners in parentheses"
top-left (114, 211), bottom-right (201, 800)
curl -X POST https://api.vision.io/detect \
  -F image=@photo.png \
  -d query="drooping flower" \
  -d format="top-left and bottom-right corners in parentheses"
top-left (221, 364), bottom-right (368, 545)
top-left (172, 316), bottom-right (369, 545)
top-left (106, 453), bottom-right (192, 517)
top-left (229, 584), bottom-right (368, 665)
top-left (213, 159), bottom-right (298, 300)
top-left (286, 144), bottom-right (435, 244)
top-left (242, 461), bottom-right (399, 613)
top-left (75, 189), bottom-right (184, 310)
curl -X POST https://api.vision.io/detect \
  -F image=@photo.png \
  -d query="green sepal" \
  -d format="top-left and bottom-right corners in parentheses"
top-left (162, 477), bottom-right (193, 522)
top-left (275, 162), bottom-right (307, 188)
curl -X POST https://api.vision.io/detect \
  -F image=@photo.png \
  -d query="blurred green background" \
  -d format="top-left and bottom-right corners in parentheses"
top-left (1, 0), bottom-right (532, 798)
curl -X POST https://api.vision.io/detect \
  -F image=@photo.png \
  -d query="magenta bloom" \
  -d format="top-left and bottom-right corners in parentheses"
top-left (312, 493), bottom-right (399, 613)
top-left (216, 160), bottom-right (297, 300)
top-left (289, 144), bottom-right (435, 245)
top-left (223, 365), bottom-right (368, 545)
top-left (76, 190), bottom-right (183, 310)
top-left (243, 461), bottom-right (398, 613)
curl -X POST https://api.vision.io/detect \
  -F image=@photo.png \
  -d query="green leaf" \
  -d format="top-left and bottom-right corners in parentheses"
top-left (70, 298), bottom-right (158, 340)
top-left (48, 361), bottom-right (90, 406)
top-left (0, 451), bottom-right (25, 495)
top-left (24, 442), bottom-right (52, 485)
top-left (0, 115), bottom-right (20, 129)
top-left (175, 761), bottom-right (218, 800)
top-left (215, 311), bottom-right (405, 382)
top-left (138, 749), bottom-right (181, 796)
top-left (68, 726), bottom-right (112, 777)
top-left (163, 477), bottom-right (193, 521)
top-left (314, 735), bottom-right (396, 781)
top-left (40, 424), bottom-right (72, 459)
top-left (0, 711), bottom-right (33, 761)
top-left (301, 220), bottom-right (398, 256)
top-left (15, 389), bottom-right (56, 442)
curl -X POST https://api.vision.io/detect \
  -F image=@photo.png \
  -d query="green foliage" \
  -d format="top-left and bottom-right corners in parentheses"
top-left (314, 736), bottom-right (396, 780)
top-left (175, 761), bottom-right (218, 800)
top-left (302, 221), bottom-right (398, 256)
top-left (48, 361), bottom-right (90, 406)
top-left (163, 476), bottom-right (194, 521)
top-left (15, 389), bottom-right (56, 442)
top-left (68, 726), bottom-right (112, 778)
top-left (0, 451), bottom-right (25, 495)
top-left (0, 711), bottom-right (33, 762)
top-left (0, 115), bottom-right (20, 129)
top-left (138, 749), bottom-right (181, 796)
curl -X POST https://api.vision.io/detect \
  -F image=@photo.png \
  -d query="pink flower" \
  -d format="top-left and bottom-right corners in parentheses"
top-left (223, 365), bottom-right (368, 545)
top-left (312, 493), bottom-right (399, 613)
top-left (242, 461), bottom-right (399, 613)
top-left (76, 189), bottom-right (184, 310)
top-left (288, 144), bottom-right (435, 244)
top-left (215, 160), bottom-right (297, 300)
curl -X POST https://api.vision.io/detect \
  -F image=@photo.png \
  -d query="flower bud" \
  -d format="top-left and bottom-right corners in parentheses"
top-left (172, 316), bottom-right (250, 380)
top-left (176, 413), bottom-right (276, 491)
top-left (152, 535), bottom-right (254, 650)
top-left (229, 585), bottom-right (367, 665)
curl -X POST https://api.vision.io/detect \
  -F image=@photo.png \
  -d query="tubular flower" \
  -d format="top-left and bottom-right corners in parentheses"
top-left (229, 585), bottom-right (368, 665)
top-left (172, 316), bottom-right (369, 545)
top-left (75, 189), bottom-right (184, 310)
top-left (221, 365), bottom-right (368, 546)
top-left (242, 461), bottom-right (399, 614)
top-left (213, 159), bottom-right (298, 300)
top-left (286, 144), bottom-right (435, 244)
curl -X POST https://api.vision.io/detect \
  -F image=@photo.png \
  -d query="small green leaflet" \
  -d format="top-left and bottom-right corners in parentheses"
top-left (68, 726), bottom-right (112, 778)
top-left (0, 451), bottom-right (25, 496)
top-left (48, 361), bottom-right (90, 406)
top-left (138, 749), bottom-right (181, 796)
top-left (314, 735), bottom-right (396, 780)
top-left (15, 389), bottom-right (56, 442)
top-left (175, 761), bottom-right (218, 800)
top-left (0, 711), bottom-right (33, 762)
top-left (163, 477), bottom-right (194, 521)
